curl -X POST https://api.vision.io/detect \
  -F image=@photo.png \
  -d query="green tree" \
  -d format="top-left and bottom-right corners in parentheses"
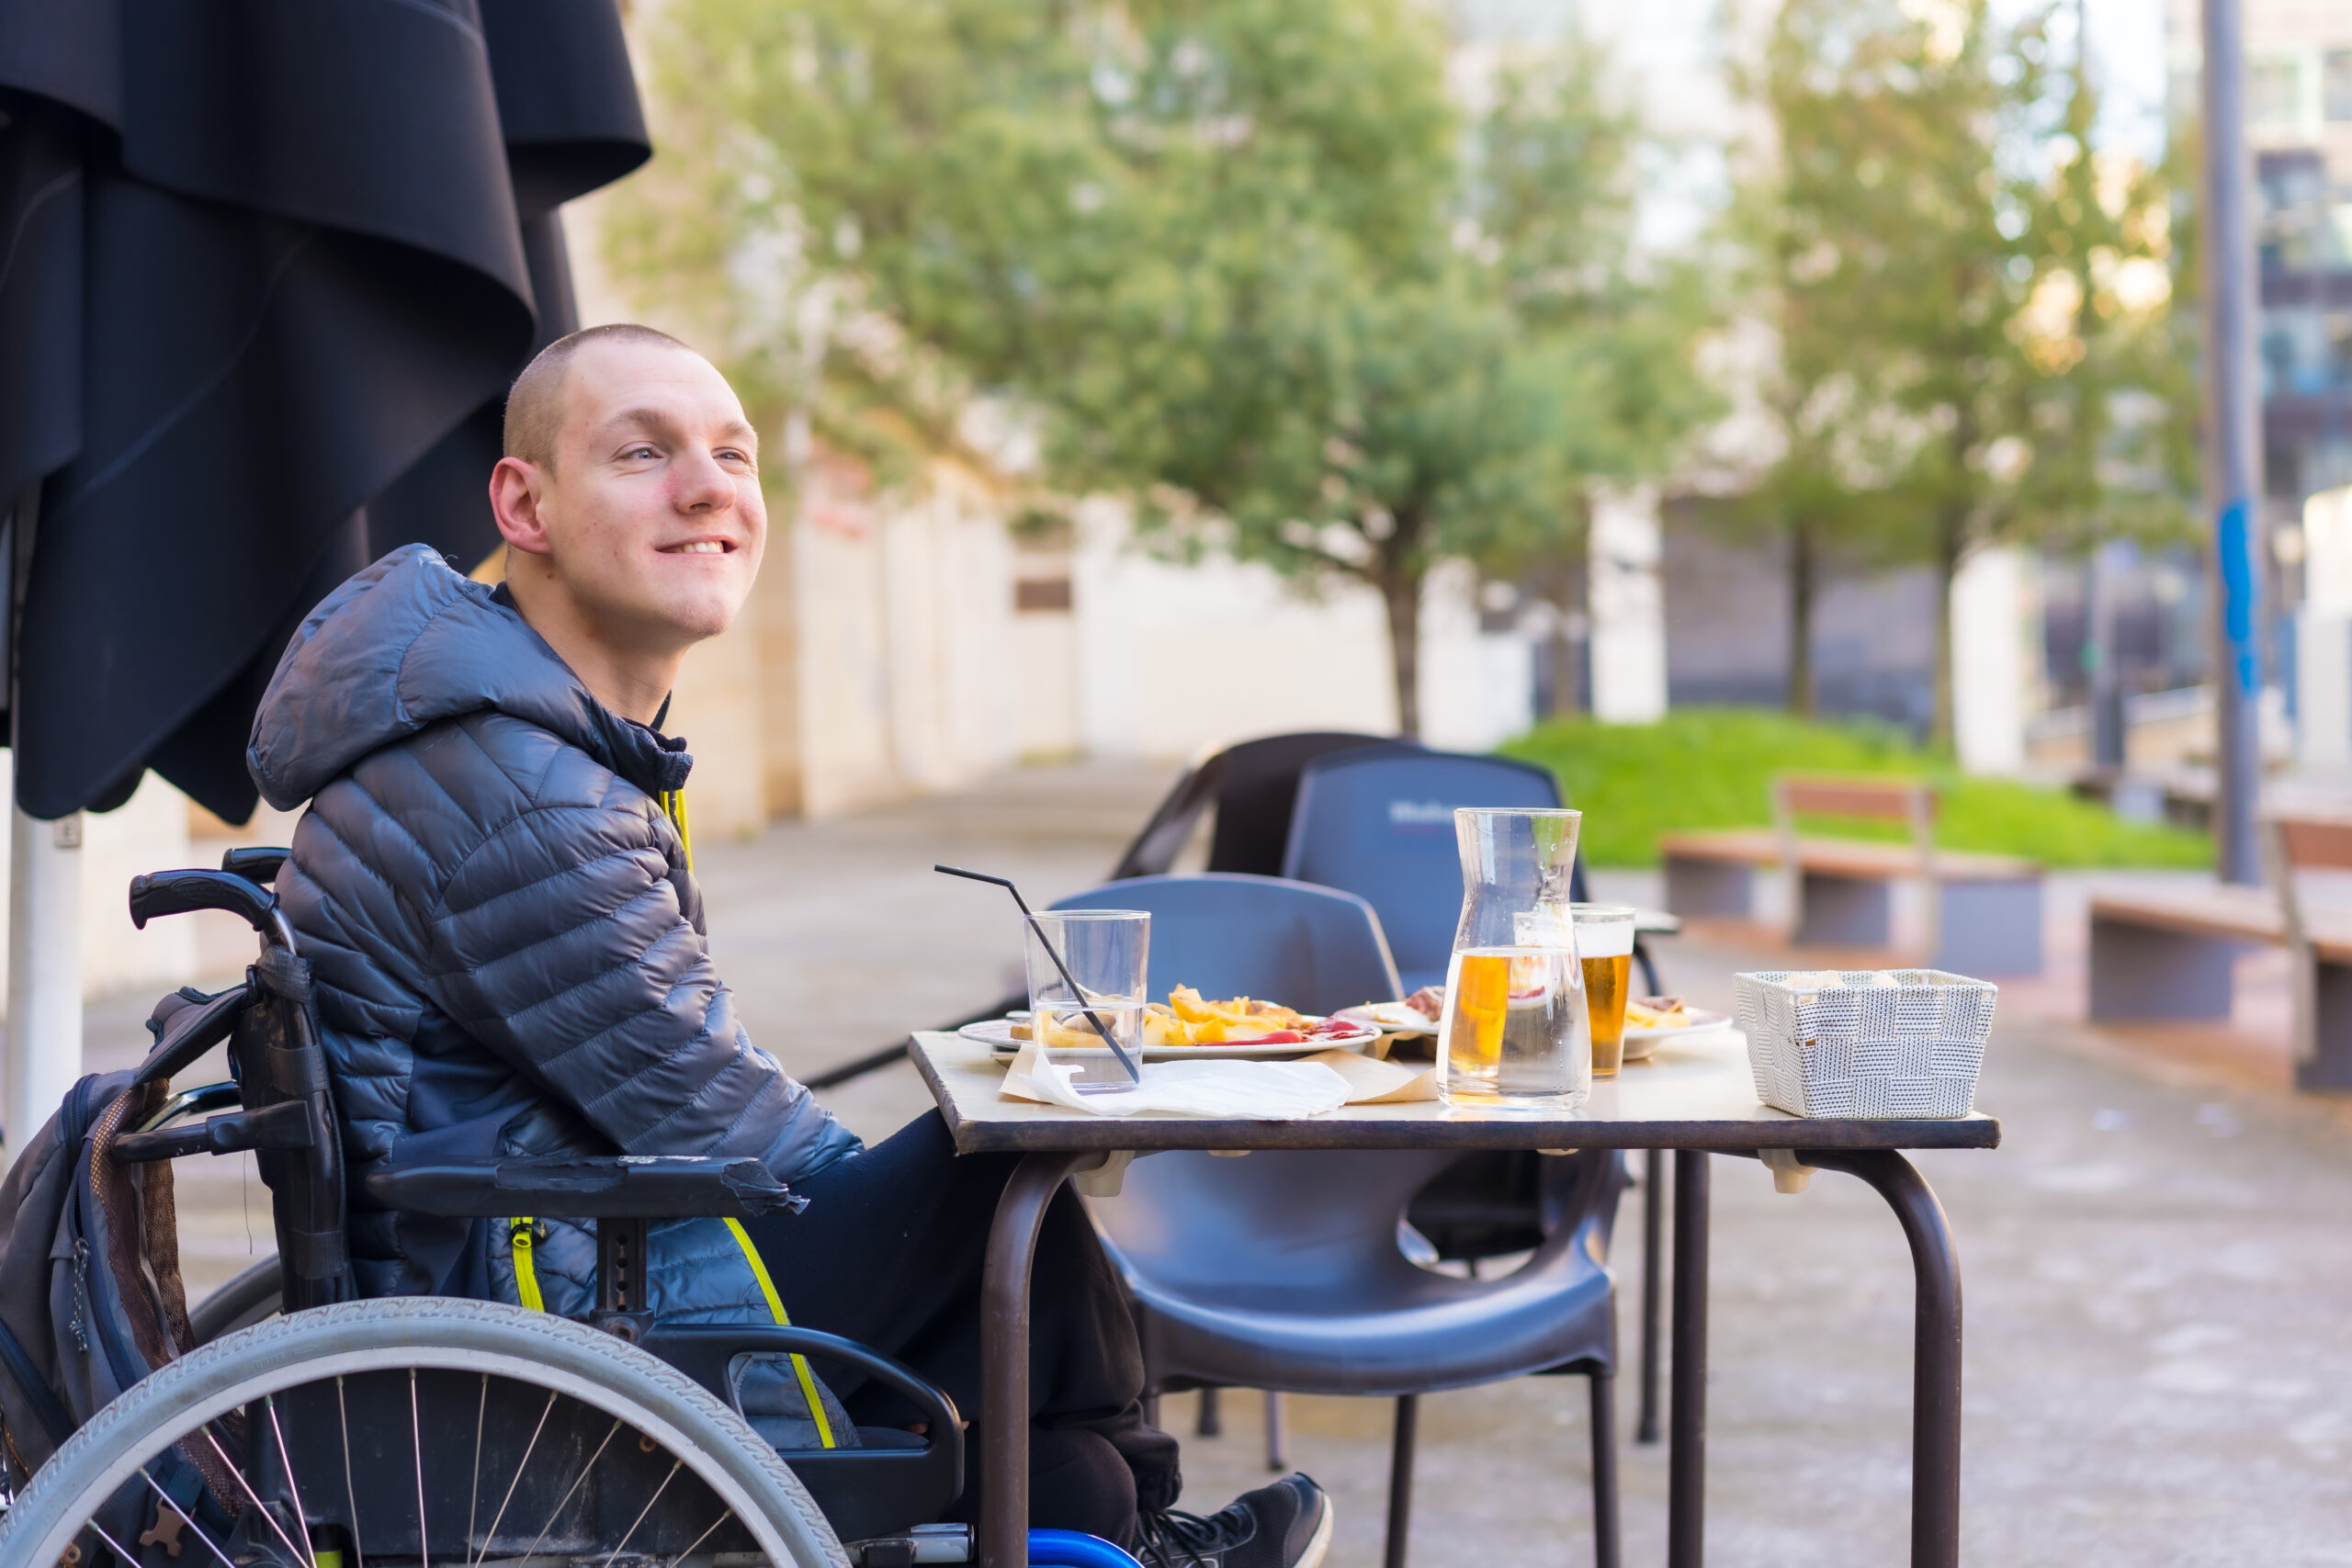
top-left (610, 0), bottom-right (1710, 734)
top-left (1732, 0), bottom-right (2187, 737)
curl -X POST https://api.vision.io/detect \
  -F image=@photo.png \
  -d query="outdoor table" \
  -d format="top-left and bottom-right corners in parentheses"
top-left (909, 1031), bottom-right (2000, 1568)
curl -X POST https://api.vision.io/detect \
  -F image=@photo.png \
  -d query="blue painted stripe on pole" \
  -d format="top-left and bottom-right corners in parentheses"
top-left (2218, 500), bottom-right (2259, 695)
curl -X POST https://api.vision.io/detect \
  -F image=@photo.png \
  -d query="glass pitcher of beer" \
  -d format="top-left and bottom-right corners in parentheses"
top-left (1438, 807), bottom-right (1592, 1111)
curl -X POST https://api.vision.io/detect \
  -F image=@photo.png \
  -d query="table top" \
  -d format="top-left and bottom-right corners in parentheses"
top-left (910, 1032), bottom-right (2002, 1156)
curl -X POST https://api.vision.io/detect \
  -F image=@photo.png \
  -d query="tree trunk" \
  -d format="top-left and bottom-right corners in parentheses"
top-left (1383, 562), bottom-right (1422, 738)
top-left (1929, 503), bottom-right (1967, 753)
top-left (1547, 555), bottom-right (1585, 718)
top-left (1379, 512), bottom-right (1427, 738)
top-left (1787, 517), bottom-right (1816, 716)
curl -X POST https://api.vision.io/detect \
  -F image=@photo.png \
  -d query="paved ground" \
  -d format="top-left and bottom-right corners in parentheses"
top-left (86, 762), bottom-right (2352, 1566)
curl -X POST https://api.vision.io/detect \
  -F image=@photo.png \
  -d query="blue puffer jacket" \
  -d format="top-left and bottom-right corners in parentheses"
top-left (246, 544), bottom-right (863, 1318)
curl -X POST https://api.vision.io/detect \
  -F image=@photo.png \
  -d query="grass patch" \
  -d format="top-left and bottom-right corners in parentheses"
top-left (1499, 707), bottom-right (2211, 870)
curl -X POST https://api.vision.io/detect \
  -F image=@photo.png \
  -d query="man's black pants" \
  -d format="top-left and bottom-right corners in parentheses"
top-left (741, 1111), bottom-right (1182, 1546)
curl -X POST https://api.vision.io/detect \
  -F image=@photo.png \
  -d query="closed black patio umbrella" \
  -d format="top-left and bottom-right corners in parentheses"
top-left (0, 0), bottom-right (650, 826)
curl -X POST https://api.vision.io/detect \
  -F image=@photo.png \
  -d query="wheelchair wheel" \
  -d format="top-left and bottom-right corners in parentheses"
top-left (3, 1296), bottom-right (850, 1568)
top-left (187, 1255), bottom-right (283, 1344)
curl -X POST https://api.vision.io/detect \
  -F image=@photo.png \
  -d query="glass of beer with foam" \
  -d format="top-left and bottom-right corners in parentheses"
top-left (1571, 904), bottom-right (1637, 1077)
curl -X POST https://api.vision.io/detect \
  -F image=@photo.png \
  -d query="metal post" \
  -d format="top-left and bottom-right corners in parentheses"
top-left (2, 485), bottom-right (83, 1168)
top-left (1383, 1393), bottom-right (1418, 1568)
top-left (1666, 1150), bottom-right (1709, 1568)
top-left (978, 1151), bottom-right (1086, 1568)
top-left (1637, 1148), bottom-right (1666, 1444)
top-left (2087, 543), bottom-right (2128, 770)
top-left (1801, 1150), bottom-right (1963, 1568)
top-left (2202, 0), bottom-right (2266, 885)
top-left (1588, 1371), bottom-right (1620, 1568)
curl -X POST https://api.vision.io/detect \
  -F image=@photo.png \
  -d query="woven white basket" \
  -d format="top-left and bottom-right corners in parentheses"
top-left (1733, 969), bottom-right (1996, 1119)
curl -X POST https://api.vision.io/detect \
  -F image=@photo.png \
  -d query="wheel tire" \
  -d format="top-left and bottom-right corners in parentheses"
top-left (187, 1255), bottom-right (283, 1344)
top-left (1, 1296), bottom-right (850, 1568)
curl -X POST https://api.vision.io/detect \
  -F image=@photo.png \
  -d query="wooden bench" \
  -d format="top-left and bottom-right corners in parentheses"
top-left (1659, 774), bottom-right (2044, 976)
top-left (2089, 815), bottom-right (2352, 1090)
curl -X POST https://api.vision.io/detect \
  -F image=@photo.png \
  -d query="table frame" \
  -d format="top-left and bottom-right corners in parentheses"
top-left (913, 1038), bottom-right (1989, 1568)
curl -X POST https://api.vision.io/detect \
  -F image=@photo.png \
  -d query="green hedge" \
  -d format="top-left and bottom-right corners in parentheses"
top-left (1499, 708), bottom-right (2211, 870)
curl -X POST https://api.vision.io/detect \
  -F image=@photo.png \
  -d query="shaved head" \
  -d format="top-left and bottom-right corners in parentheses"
top-left (503, 323), bottom-right (695, 472)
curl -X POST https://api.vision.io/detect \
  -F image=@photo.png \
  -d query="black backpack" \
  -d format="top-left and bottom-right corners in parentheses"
top-left (0, 1064), bottom-right (238, 1541)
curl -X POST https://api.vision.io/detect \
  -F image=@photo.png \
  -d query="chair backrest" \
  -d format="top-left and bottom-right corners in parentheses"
top-left (1109, 732), bottom-right (1396, 880)
top-left (1049, 873), bottom-right (1401, 1013)
top-left (1280, 747), bottom-right (1568, 990)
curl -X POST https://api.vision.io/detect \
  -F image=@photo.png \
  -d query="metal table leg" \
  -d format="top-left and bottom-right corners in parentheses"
top-left (1637, 1147), bottom-right (1667, 1444)
top-left (980, 1150), bottom-right (1089, 1568)
top-left (1802, 1149), bottom-right (1962, 1568)
top-left (1667, 1149), bottom-right (1709, 1568)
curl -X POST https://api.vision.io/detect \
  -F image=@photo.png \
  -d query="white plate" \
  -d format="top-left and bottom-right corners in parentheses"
top-left (961, 1016), bottom-right (1381, 1061)
top-left (1619, 1007), bottom-right (1732, 1062)
top-left (1331, 1002), bottom-right (1440, 1037)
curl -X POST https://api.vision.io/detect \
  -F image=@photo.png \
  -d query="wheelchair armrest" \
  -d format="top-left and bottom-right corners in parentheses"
top-left (642, 1324), bottom-right (961, 1440)
top-left (365, 1155), bottom-right (808, 1218)
top-left (641, 1324), bottom-right (964, 1545)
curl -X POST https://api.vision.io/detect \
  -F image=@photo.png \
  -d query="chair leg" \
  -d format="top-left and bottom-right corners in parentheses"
top-left (1589, 1371), bottom-right (1620, 1568)
top-left (1197, 1385), bottom-right (1222, 1437)
top-left (1384, 1393), bottom-right (1419, 1568)
top-left (1143, 1386), bottom-right (1160, 1430)
top-left (1265, 1389), bottom-right (1287, 1472)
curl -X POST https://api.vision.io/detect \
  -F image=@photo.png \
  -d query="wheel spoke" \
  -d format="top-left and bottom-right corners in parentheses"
top-left (337, 1376), bottom-right (367, 1568)
top-left (598, 1458), bottom-right (681, 1568)
top-left (203, 1426), bottom-right (316, 1568)
top-left (265, 1395), bottom-right (321, 1568)
top-left (668, 1506), bottom-right (734, 1567)
top-left (85, 1515), bottom-right (142, 1565)
top-left (469, 1388), bottom-right (558, 1568)
top-left (137, 1470), bottom-right (240, 1568)
top-left (519, 1418), bottom-right (622, 1563)
top-left (467, 1373), bottom-right (486, 1560)
top-left (410, 1368), bottom-right (429, 1568)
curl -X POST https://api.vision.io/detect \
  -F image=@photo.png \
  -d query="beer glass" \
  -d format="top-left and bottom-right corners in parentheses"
top-left (1570, 904), bottom-right (1637, 1077)
top-left (1440, 807), bottom-right (1590, 1111)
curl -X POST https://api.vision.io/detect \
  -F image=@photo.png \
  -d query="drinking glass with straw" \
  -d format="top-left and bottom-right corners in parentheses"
top-left (935, 866), bottom-right (1147, 1091)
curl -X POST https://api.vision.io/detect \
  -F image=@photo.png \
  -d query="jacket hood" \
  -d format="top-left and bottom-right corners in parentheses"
top-left (247, 545), bottom-right (693, 810)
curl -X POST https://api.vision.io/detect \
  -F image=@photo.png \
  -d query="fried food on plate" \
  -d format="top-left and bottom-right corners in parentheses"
top-left (1623, 995), bottom-right (1694, 1030)
top-left (1011, 987), bottom-right (1370, 1050)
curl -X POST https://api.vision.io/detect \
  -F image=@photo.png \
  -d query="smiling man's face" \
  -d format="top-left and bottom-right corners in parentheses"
top-left (492, 336), bottom-right (766, 682)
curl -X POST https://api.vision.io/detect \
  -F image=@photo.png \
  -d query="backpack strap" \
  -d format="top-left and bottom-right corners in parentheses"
top-left (0, 1314), bottom-right (74, 1449)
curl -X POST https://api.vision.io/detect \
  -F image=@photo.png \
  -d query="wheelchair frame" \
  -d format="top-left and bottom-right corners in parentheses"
top-left (0, 852), bottom-right (1135, 1568)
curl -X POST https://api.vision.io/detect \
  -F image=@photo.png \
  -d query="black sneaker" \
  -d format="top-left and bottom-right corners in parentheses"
top-left (1136, 1472), bottom-right (1333, 1568)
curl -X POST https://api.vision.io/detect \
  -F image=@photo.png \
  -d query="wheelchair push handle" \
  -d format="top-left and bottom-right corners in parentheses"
top-left (129, 867), bottom-right (297, 950)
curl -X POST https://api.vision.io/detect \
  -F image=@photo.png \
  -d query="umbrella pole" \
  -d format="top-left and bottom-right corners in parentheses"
top-left (3, 775), bottom-right (82, 1166)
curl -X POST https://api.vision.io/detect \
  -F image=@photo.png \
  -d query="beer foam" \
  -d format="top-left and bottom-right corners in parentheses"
top-left (1575, 918), bottom-right (1634, 957)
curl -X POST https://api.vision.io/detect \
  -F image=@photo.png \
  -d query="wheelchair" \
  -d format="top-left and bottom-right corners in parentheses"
top-left (0, 852), bottom-right (1142, 1568)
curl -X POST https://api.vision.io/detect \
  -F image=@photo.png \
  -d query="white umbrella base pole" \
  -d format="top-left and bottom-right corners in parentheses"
top-left (5, 802), bottom-right (83, 1166)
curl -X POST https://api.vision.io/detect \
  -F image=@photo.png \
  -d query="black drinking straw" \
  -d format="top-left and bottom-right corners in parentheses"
top-left (935, 864), bottom-right (1144, 1083)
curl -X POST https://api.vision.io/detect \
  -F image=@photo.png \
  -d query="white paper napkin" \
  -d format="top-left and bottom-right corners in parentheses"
top-left (1001, 1043), bottom-right (1353, 1119)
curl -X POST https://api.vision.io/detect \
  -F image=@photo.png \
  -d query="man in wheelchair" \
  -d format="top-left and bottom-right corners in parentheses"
top-left (230, 324), bottom-right (1330, 1568)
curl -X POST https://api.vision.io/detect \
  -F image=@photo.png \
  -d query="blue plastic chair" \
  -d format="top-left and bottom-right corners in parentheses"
top-left (1280, 746), bottom-right (1570, 992)
top-left (1048, 874), bottom-right (1620, 1568)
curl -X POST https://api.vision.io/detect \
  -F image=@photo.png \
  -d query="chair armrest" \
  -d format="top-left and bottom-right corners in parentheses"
top-left (365, 1155), bottom-right (807, 1218)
